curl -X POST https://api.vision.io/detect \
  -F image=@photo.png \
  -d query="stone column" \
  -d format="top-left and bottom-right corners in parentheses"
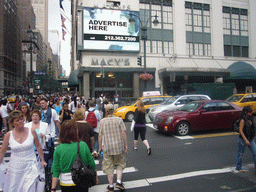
top-left (211, 0), bottom-right (224, 57)
top-left (83, 72), bottom-right (90, 100)
top-left (173, 0), bottom-right (186, 56)
top-left (133, 73), bottom-right (140, 98)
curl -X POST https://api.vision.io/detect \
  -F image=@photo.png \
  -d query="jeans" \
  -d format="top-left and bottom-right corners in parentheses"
top-left (94, 132), bottom-right (99, 152)
top-left (46, 137), bottom-right (55, 167)
top-left (55, 122), bottom-right (59, 137)
top-left (236, 137), bottom-right (256, 173)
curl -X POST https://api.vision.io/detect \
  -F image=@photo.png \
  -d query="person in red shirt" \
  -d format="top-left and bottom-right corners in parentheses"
top-left (13, 96), bottom-right (20, 110)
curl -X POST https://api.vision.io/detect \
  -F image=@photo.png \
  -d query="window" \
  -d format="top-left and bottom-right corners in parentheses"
top-left (241, 95), bottom-right (253, 103)
top-left (150, 97), bottom-right (166, 105)
top-left (152, 41), bottom-right (162, 54)
top-left (202, 103), bottom-right (217, 112)
top-left (176, 97), bottom-right (188, 105)
top-left (242, 46), bottom-right (248, 57)
top-left (188, 96), bottom-right (201, 102)
top-left (200, 96), bottom-right (210, 101)
top-left (217, 102), bottom-right (234, 111)
top-left (163, 6), bottom-right (173, 30)
top-left (224, 45), bottom-right (231, 56)
top-left (151, 4), bottom-right (161, 29)
top-left (233, 46), bottom-right (240, 57)
top-left (164, 41), bottom-right (173, 54)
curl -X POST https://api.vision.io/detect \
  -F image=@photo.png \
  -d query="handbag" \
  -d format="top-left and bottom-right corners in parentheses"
top-left (71, 142), bottom-right (96, 188)
top-left (130, 119), bottom-right (135, 131)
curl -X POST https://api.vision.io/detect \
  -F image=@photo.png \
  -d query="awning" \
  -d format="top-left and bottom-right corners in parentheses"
top-left (226, 61), bottom-right (256, 80)
top-left (68, 70), bottom-right (79, 87)
top-left (159, 58), bottom-right (230, 78)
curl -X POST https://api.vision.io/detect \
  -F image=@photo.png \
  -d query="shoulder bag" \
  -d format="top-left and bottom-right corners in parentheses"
top-left (71, 142), bottom-right (97, 188)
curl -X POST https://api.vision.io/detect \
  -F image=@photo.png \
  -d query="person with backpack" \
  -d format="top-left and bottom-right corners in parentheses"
top-left (85, 100), bottom-right (102, 158)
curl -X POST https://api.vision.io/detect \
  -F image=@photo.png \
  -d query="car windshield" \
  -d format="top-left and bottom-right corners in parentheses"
top-left (9, 96), bottom-right (16, 98)
top-left (179, 102), bottom-right (203, 112)
top-left (131, 100), bottom-right (139, 106)
top-left (226, 95), bottom-right (244, 102)
top-left (162, 97), bottom-right (177, 105)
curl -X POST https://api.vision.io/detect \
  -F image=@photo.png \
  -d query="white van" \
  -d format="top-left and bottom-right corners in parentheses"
top-left (147, 94), bottom-right (211, 122)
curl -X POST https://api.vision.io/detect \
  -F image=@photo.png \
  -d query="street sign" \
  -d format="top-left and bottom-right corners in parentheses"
top-left (34, 80), bottom-right (41, 86)
top-left (34, 71), bottom-right (46, 75)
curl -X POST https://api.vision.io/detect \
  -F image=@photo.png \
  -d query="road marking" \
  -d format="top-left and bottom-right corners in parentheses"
top-left (97, 167), bottom-right (137, 176)
top-left (184, 142), bottom-right (192, 145)
top-left (174, 136), bottom-right (194, 140)
top-left (146, 124), bottom-right (157, 130)
top-left (147, 168), bottom-right (232, 183)
top-left (89, 179), bottom-right (150, 192)
top-left (192, 132), bottom-right (239, 139)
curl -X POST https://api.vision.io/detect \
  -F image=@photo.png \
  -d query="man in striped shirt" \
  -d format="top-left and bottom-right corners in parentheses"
top-left (98, 104), bottom-right (127, 192)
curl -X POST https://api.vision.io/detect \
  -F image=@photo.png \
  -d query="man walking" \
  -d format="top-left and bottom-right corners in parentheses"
top-left (98, 104), bottom-right (127, 192)
top-left (85, 100), bottom-right (102, 157)
top-left (40, 98), bottom-right (61, 166)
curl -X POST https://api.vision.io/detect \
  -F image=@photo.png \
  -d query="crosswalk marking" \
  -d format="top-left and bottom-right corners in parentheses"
top-left (97, 167), bottom-right (137, 176)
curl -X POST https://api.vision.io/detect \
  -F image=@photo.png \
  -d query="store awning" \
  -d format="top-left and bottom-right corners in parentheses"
top-left (158, 58), bottom-right (230, 78)
top-left (68, 70), bottom-right (79, 87)
top-left (226, 61), bottom-right (256, 80)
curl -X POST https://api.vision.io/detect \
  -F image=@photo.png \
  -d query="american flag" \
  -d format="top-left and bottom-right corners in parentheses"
top-left (61, 14), bottom-right (66, 29)
top-left (60, 0), bottom-right (64, 11)
top-left (62, 28), bottom-right (67, 41)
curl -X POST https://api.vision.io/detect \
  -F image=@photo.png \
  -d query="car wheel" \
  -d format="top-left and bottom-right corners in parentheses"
top-left (125, 112), bottom-right (134, 122)
top-left (176, 121), bottom-right (190, 136)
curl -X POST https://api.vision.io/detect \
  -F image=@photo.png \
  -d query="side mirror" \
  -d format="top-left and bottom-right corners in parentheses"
top-left (199, 109), bottom-right (206, 114)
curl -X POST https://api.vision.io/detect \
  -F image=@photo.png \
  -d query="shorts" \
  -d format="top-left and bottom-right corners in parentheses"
top-left (102, 153), bottom-right (126, 175)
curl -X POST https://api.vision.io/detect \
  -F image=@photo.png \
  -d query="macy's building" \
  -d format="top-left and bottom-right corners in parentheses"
top-left (69, 0), bottom-right (256, 100)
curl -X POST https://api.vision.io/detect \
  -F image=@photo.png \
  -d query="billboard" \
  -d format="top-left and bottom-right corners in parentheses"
top-left (83, 8), bottom-right (140, 52)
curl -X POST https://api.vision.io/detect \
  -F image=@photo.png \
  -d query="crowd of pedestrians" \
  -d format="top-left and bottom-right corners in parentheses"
top-left (0, 93), bottom-right (128, 192)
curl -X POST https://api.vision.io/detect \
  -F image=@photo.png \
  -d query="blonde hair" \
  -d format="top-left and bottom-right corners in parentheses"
top-left (73, 108), bottom-right (85, 121)
top-left (137, 100), bottom-right (145, 113)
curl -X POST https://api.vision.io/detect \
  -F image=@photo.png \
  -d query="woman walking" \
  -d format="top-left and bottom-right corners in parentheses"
top-left (59, 103), bottom-right (73, 123)
top-left (236, 105), bottom-right (256, 173)
top-left (31, 96), bottom-right (41, 111)
top-left (73, 108), bottom-right (94, 153)
top-left (0, 110), bottom-right (46, 192)
top-left (25, 109), bottom-right (48, 192)
top-left (19, 104), bottom-right (31, 124)
top-left (51, 119), bottom-right (98, 192)
top-left (133, 100), bottom-right (151, 155)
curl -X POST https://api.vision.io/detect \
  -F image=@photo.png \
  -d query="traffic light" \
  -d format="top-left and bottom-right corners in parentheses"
top-left (137, 56), bottom-right (142, 66)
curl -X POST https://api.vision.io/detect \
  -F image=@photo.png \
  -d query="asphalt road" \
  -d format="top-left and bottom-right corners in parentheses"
top-left (1, 122), bottom-right (256, 192)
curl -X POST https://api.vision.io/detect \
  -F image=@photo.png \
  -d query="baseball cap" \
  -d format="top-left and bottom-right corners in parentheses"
top-left (105, 104), bottom-right (114, 111)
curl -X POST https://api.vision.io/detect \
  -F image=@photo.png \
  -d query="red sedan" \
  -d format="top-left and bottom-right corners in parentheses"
top-left (153, 100), bottom-right (243, 136)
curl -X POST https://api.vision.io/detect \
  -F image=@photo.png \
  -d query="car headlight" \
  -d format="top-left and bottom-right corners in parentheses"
top-left (117, 108), bottom-right (126, 112)
top-left (165, 117), bottom-right (174, 124)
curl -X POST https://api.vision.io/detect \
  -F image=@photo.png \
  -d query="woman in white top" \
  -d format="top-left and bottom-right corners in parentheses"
top-left (25, 109), bottom-right (49, 192)
top-left (0, 110), bottom-right (46, 192)
top-left (70, 96), bottom-right (80, 113)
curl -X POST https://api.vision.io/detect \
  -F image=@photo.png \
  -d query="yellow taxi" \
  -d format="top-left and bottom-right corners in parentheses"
top-left (114, 95), bottom-right (172, 121)
top-left (226, 93), bottom-right (256, 113)
top-left (7, 95), bottom-right (19, 103)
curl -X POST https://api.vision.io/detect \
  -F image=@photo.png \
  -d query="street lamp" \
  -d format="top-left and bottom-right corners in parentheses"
top-left (129, 13), bottom-right (159, 74)
top-left (27, 25), bottom-right (36, 97)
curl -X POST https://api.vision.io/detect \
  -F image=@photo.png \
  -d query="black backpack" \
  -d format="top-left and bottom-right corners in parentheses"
top-left (71, 142), bottom-right (97, 188)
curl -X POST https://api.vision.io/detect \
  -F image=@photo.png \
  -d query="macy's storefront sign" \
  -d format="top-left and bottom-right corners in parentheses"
top-left (91, 58), bottom-right (131, 66)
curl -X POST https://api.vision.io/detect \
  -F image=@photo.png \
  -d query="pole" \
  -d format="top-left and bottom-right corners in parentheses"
top-left (30, 35), bottom-right (33, 98)
top-left (101, 66), bottom-right (104, 96)
top-left (144, 39), bottom-right (146, 73)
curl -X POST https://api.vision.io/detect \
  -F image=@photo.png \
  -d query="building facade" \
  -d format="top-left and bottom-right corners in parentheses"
top-left (0, 0), bottom-right (22, 96)
top-left (31, 0), bottom-right (48, 43)
top-left (73, 0), bottom-right (256, 100)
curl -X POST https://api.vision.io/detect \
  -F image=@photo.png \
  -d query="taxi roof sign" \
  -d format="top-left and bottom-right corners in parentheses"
top-left (142, 91), bottom-right (161, 97)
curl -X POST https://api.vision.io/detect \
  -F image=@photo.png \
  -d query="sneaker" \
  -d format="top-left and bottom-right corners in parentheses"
top-left (93, 151), bottom-right (98, 158)
top-left (147, 147), bottom-right (151, 155)
top-left (133, 147), bottom-right (137, 150)
top-left (116, 182), bottom-right (125, 190)
top-left (107, 185), bottom-right (114, 192)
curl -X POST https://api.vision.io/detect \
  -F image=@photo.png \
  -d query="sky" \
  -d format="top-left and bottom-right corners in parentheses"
top-left (48, 0), bottom-right (71, 76)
